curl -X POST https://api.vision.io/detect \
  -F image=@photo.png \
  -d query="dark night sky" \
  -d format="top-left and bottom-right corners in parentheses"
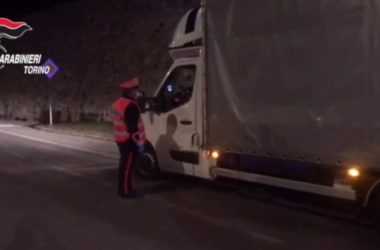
top-left (1, 0), bottom-right (77, 18)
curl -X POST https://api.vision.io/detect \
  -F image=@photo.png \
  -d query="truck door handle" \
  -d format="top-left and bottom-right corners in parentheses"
top-left (191, 133), bottom-right (199, 146)
top-left (180, 120), bottom-right (193, 125)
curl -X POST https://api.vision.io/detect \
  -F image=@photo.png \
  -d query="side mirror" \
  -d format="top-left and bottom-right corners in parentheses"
top-left (147, 97), bottom-right (161, 114)
top-left (137, 92), bottom-right (161, 114)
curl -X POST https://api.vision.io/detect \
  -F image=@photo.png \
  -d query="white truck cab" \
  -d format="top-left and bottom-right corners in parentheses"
top-left (140, 7), bottom-right (214, 179)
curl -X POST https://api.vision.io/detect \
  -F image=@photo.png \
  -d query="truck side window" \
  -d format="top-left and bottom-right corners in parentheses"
top-left (156, 65), bottom-right (196, 113)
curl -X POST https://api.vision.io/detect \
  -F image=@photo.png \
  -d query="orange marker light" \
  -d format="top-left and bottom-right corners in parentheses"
top-left (211, 150), bottom-right (220, 159)
top-left (347, 167), bottom-right (360, 178)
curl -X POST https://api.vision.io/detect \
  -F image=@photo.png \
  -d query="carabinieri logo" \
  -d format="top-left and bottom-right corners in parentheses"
top-left (0, 18), bottom-right (33, 70)
top-left (0, 18), bottom-right (32, 41)
top-left (0, 17), bottom-right (54, 76)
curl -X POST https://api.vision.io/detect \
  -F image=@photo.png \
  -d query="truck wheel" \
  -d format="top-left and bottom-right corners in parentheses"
top-left (135, 145), bottom-right (160, 180)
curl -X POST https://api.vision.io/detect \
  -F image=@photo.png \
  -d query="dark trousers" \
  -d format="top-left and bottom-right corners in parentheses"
top-left (117, 141), bottom-right (138, 196)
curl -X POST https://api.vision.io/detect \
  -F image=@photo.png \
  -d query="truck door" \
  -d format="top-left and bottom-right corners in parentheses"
top-left (150, 62), bottom-right (198, 175)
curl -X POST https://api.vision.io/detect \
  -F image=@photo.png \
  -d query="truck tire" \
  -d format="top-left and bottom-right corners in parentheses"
top-left (135, 143), bottom-right (160, 180)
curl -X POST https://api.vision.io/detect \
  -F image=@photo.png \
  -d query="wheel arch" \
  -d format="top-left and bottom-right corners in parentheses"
top-left (364, 179), bottom-right (380, 208)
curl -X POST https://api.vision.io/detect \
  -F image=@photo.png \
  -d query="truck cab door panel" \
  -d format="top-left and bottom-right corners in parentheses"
top-left (147, 63), bottom-right (198, 175)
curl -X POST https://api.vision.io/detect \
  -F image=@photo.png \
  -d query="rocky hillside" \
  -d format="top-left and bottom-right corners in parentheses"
top-left (0, 0), bottom-right (198, 123)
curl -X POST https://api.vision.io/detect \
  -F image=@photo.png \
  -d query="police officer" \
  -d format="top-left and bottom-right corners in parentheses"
top-left (111, 78), bottom-right (146, 198)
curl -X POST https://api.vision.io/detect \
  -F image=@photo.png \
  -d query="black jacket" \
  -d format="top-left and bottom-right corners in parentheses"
top-left (124, 102), bottom-right (140, 135)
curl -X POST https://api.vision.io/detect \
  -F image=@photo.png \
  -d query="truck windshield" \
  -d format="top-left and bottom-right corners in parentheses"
top-left (156, 65), bottom-right (196, 113)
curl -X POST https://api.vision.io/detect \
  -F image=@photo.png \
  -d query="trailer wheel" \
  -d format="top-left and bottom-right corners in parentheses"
top-left (135, 143), bottom-right (160, 180)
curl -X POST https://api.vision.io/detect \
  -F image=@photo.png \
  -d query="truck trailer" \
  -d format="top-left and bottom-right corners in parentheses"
top-left (137, 0), bottom-right (380, 225)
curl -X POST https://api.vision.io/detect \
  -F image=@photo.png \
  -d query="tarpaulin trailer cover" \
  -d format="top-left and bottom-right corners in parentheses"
top-left (206, 0), bottom-right (380, 168)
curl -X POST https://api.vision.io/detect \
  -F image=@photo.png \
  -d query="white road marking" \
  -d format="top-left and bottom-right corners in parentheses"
top-left (0, 129), bottom-right (118, 159)
top-left (3, 148), bottom-right (115, 188)
top-left (0, 124), bottom-right (22, 128)
top-left (0, 127), bottom-right (285, 245)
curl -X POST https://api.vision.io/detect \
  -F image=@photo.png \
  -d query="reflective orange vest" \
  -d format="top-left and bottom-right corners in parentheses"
top-left (110, 97), bottom-right (146, 145)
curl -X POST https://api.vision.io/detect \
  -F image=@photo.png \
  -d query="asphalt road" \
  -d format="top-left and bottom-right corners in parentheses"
top-left (0, 125), bottom-right (378, 250)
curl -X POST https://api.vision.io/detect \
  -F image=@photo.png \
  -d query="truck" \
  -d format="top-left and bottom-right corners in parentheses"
top-left (137, 0), bottom-right (380, 225)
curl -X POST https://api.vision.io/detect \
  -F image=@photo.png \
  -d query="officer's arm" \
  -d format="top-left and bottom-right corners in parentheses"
top-left (124, 104), bottom-right (140, 134)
